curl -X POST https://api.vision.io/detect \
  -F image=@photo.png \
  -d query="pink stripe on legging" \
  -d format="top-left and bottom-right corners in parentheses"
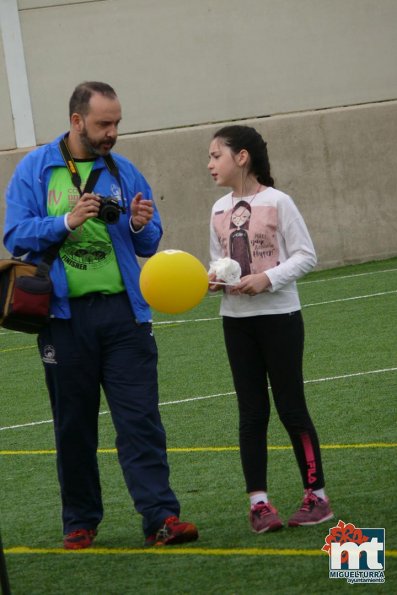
top-left (301, 432), bottom-right (317, 484)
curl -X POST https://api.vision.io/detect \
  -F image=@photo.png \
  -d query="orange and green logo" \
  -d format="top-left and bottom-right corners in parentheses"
top-left (323, 520), bottom-right (385, 584)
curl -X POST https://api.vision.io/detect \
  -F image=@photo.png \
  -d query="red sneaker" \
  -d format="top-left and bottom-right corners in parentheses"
top-left (63, 528), bottom-right (97, 550)
top-left (249, 501), bottom-right (283, 534)
top-left (145, 516), bottom-right (198, 546)
top-left (288, 489), bottom-right (334, 527)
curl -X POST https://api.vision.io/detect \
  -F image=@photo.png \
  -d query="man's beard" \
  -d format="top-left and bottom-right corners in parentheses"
top-left (79, 126), bottom-right (116, 157)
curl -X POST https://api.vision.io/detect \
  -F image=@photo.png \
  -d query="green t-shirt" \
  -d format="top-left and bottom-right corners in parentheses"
top-left (47, 161), bottom-right (125, 297)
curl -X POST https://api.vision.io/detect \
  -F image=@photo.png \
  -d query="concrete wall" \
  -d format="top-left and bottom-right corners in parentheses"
top-left (8, 0), bottom-right (397, 145)
top-left (84, 100), bottom-right (397, 269)
top-left (2, 100), bottom-right (396, 268)
top-left (1, 0), bottom-right (397, 265)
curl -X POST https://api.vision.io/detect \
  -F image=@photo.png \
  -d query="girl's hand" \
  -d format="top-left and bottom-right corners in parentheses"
top-left (208, 272), bottom-right (224, 292)
top-left (230, 273), bottom-right (272, 296)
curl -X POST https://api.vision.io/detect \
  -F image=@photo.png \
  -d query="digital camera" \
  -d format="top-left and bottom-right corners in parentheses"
top-left (97, 196), bottom-right (124, 224)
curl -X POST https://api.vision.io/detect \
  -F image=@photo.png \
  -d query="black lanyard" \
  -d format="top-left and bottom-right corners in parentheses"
top-left (59, 136), bottom-right (127, 212)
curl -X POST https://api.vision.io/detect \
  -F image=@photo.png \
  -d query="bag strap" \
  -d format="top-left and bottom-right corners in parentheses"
top-left (35, 243), bottom-right (65, 277)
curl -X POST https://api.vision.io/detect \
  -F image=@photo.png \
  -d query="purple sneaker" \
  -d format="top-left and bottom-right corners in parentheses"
top-left (288, 489), bottom-right (334, 527)
top-left (249, 501), bottom-right (283, 534)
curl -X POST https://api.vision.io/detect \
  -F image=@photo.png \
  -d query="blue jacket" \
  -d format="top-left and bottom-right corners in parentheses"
top-left (3, 134), bottom-right (163, 322)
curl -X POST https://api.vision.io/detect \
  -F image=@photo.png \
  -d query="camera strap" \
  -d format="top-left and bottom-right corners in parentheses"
top-left (59, 136), bottom-right (127, 212)
top-left (31, 137), bottom-right (125, 279)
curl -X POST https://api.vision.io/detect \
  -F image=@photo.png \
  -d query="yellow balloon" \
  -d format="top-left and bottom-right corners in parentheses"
top-left (139, 250), bottom-right (208, 314)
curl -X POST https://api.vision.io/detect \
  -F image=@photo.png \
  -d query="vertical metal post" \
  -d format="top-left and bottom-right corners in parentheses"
top-left (0, 0), bottom-right (36, 148)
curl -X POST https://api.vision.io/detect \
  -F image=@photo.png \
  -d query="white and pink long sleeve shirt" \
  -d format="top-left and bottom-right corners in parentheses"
top-left (210, 187), bottom-right (317, 318)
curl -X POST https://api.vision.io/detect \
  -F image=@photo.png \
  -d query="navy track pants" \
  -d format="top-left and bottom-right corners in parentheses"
top-left (37, 292), bottom-right (180, 537)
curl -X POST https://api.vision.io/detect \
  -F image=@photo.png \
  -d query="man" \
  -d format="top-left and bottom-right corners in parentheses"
top-left (3, 81), bottom-right (198, 549)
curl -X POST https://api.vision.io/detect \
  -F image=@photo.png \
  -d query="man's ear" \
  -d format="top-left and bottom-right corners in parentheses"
top-left (70, 112), bottom-right (83, 133)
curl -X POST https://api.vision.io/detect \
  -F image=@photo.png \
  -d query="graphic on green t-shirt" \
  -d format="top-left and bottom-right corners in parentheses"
top-left (47, 162), bottom-right (125, 297)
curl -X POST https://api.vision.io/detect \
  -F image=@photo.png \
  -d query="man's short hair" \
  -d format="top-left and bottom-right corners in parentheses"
top-left (69, 81), bottom-right (117, 118)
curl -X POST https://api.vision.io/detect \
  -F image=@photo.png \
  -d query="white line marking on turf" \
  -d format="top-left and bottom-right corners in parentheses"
top-left (1, 367), bottom-right (395, 432)
top-left (0, 272), bottom-right (395, 335)
top-left (299, 267), bottom-right (397, 285)
top-left (155, 317), bottom-right (218, 326)
top-left (0, 410), bottom-right (109, 432)
top-left (159, 289), bottom-right (397, 325)
top-left (303, 289), bottom-right (397, 308)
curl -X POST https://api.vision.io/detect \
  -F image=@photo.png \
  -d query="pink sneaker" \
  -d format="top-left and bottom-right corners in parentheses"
top-left (288, 489), bottom-right (334, 527)
top-left (249, 501), bottom-right (283, 534)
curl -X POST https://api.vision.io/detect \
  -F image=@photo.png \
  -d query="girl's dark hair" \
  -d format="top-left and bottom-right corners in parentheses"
top-left (69, 81), bottom-right (117, 119)
top-left (213, 125), bottom-right (275, 187)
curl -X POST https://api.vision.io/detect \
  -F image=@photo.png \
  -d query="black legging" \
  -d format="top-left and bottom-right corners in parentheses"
top-left (223, 311), bottom-right (325, 493)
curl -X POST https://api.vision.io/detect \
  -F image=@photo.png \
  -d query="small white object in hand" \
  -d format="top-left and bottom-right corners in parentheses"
top-left (208, 258), bottom-right (241, 285)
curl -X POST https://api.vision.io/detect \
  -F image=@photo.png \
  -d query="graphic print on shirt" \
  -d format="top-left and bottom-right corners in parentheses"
top-left (229, 201), bottom-right (252, 276)
top-left (213, 201), bottom-right (280, 279)
top-left (47, 164), bottom-right (125, 296)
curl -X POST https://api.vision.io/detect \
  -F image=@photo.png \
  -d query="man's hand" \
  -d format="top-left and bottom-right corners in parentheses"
top-left (130, 192), bottom-right (154, 230)
top-left (67, 193), bottom-right (100, 229)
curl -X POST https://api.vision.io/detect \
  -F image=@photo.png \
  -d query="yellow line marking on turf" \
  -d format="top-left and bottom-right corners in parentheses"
top-left (323, 443), bottom-right (397, 449)
top-left (1, 450), bottom-right (57, 455)
top-left (168, 443), bottom-right (397, 452)
top-left (1, 443), bottom-right (396, 456)
top-left (5, 546), bottom-right (396, 557)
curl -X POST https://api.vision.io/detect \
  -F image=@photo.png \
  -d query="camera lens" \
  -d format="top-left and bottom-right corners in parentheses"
top-left (102, 208), bottom-right (119, 224)
top-left (97, 197), bottom-right (120, 224)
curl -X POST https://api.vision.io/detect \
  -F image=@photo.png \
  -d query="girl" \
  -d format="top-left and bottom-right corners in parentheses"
top-left (208, 125), bottom-right (333, 533)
